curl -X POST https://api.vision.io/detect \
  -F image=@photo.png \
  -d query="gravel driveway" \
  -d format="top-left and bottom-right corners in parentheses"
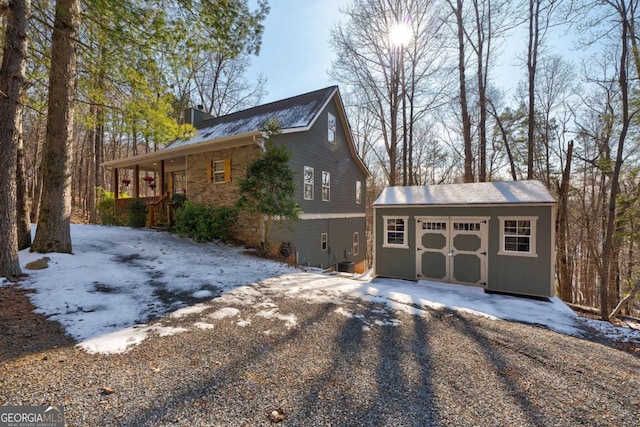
top-left (1, 287), bottom-right (639, 427)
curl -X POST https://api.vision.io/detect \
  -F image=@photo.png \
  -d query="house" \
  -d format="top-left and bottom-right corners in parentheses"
top-left (102, 86), bottom-right (370, 273)
top-left (372, 180), bottom-right (556, 298)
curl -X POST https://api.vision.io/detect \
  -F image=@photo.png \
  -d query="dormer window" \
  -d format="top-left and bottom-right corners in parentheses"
top-left (328, 112), bottom-right (336, 143)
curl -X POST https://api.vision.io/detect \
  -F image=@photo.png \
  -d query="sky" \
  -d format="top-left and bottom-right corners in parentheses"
top-left (247, 0), bottom-right (348, 103)
top-left (246, 1), bottom-right (592, 105)
top-left (6, 224), bottom-right (639, 355)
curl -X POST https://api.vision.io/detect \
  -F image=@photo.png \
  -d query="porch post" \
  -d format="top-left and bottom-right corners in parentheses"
top-left (160, 160), bottom-right (165, 196)
top-left (113, 167), bottom-right (119, 200)
top-left (133, 165), bottom-right (140, 198)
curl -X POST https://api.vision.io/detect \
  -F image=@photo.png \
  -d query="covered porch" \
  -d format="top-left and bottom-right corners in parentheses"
top-left (101, 131), bottom-right (263, 228)
top-left (103, 152), bottom-right (187, 228)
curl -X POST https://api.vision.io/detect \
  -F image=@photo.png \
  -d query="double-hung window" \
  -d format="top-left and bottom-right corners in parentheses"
top-left (498, 216), bottom-right (538, 257)
top-left (304, 166), bottom-right (314, 200)
top-left (207, 158), bottom-right (231, 184)
top-left (383, 216), bottom-right (409, 249)
top-left (321, 233), bottom-right (328, 251)
top-left (322, 171), bottom-right (330, 201)
top-left (328, 112), bottom-right (336, 143)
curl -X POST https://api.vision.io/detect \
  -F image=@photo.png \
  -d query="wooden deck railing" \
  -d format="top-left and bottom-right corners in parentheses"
top-left (148, 194), bottom-right (170, 227)
top-left (114, 195), bottom-right (170, 228)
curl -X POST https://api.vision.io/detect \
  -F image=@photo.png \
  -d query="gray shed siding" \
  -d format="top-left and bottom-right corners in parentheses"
top-left (374, 204), bottom-right (554, 297)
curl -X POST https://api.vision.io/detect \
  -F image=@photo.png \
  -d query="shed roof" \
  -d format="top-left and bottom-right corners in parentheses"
top-left (166, 86), bottom-right (337, 149)
top-left (373, 180), bottom-right (555, 207)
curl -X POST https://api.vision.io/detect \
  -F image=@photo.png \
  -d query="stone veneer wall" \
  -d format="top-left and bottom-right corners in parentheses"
top-left (185, 144), bottom-right (263, 247)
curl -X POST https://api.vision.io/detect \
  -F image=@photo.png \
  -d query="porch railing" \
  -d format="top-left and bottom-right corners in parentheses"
top-left (148, 194), bottom-right (170, 228)
top-left (114, 195), bottom-right (170, 228)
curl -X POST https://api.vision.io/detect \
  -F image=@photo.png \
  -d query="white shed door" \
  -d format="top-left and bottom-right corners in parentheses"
top-left (415, 217), bottom-right (488, 287)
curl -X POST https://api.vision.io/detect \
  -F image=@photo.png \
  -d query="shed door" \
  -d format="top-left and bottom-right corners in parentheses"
top-left (416, 217), bottom-right (488, 287)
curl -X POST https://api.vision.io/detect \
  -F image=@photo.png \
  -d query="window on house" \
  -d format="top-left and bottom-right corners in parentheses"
top-left (322, 171), bottom-right (330, 201)
top-left (208, 158), bottom-right (231, 184)
top-left (304, 166), bottom-right (314, 200)
top-left (356, 180), bottom-right (362, 204)
top-left (353, 232), bottom-right (359, 256)
top-left (321, 233), bottom-right (328, 251)
top-left (328, 112), bottom-right (336, 142)
top-left (383, 216), bottom-right (409, 249)
top-left (498, 216), bottom-right (538, 257)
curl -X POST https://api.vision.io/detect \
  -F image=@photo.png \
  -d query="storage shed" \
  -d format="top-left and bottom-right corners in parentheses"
top-left (373, 180), bottom-right (556, 298)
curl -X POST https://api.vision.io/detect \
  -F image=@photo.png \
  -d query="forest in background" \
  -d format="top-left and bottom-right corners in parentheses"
top-left (0, 0), bottom-right (638, 323)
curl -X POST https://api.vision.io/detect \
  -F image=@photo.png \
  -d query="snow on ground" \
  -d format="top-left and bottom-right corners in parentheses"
top-left (8, 224), bottom-right (640, 354)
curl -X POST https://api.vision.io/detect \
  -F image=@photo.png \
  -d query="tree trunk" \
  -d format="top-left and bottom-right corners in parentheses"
top-left (556, 140), bottom-right (573, 301)
top-left (0, 0), bottom-right (30, 278)
top-left (600, 3), bottom-right (630, 320)
top-left (31, 0), bottom-right (80, 254)
top-left (452, 0), bottom-right (473, 182)
top-left (527, 0), bottom-right (540, 180)
top-left (16, 106), bottom-right (31, 250)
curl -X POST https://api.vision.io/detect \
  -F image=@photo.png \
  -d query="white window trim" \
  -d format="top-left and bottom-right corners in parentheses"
top-left (304, 166), bottom-right (314, 200)
top-left (353, 232), bottom-right (359, 256)
top-left (322, 171), bottom-right (330, 202)
top-left (382, 215), bottom-right (409, 249)
top-left (321, 232), bottom-right (328, 251)
top-left (498, 216), bottom-right (538, 258)
top-left (356, 180), bottom-right (362, 204)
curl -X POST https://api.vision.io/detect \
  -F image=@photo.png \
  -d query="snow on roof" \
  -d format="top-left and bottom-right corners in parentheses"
top-left (166, 86), bottom-right (337, 149)
top-left (373, 180), bottom-right (556, 206)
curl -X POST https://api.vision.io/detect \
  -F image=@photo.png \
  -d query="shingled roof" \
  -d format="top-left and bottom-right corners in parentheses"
top-left (373, 180), bottom-right (556, 206)
top-left (166, 86), bottom-right (338, 149)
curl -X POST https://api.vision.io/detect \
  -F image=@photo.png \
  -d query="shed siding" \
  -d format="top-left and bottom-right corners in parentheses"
top-left (375, 205), bottom-right (554, 297)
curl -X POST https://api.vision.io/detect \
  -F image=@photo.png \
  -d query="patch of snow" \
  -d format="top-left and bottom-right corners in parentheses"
top-left (210, 307), bottom-right (241, 320)
top-left (169, 303), bottom-right (211, 319)
top-left (193, 322), bottom-right (215, 330)
top-left (78, 325), bottom-right (151, 355)
top-left (192, 290), bottom-right (214, 299)
top-left (237, 319), bottom-right (252, 327)
top-left (256, 309), bottom-right (298, 329)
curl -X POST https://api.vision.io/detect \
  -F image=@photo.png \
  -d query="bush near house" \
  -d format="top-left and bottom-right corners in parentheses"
top-left (96, 188), bottom-right (126, 226)
top-left (127, 199), bottom-right (148, 228)
top-left (173, 201), bottom-right (237, 242)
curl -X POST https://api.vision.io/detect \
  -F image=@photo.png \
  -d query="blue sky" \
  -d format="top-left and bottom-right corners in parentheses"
top-left (247, 1), bottom-right (588, 104)
top-left (247, 0), bottom-right (346, 103)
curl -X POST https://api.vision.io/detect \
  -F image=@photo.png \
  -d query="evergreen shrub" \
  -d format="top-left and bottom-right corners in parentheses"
top-left (174, 201), bottom-right (237, 242)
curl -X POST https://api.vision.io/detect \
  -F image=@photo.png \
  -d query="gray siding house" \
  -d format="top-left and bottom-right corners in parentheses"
top-left (373, 181), bottom-right (556, 297)
top-left (103, 86), bottom-right (370, 272)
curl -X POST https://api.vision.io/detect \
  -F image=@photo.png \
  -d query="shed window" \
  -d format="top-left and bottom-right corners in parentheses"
top-left (304, 166), bottom-right (314, 200)
top-left (383, 216), bottom-right (409, 249)
top-left (328, 112), bottom-right (336, 142)
top-left (322, 171), bottom-right (330, 201)
top-left (498, 216), bottom-right (538, 257)
top-left (321, 233), bottom-right (328, 251)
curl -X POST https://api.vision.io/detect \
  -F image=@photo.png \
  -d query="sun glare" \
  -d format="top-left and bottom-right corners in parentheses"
top-left (389, 22), bottom-right (412, 47)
